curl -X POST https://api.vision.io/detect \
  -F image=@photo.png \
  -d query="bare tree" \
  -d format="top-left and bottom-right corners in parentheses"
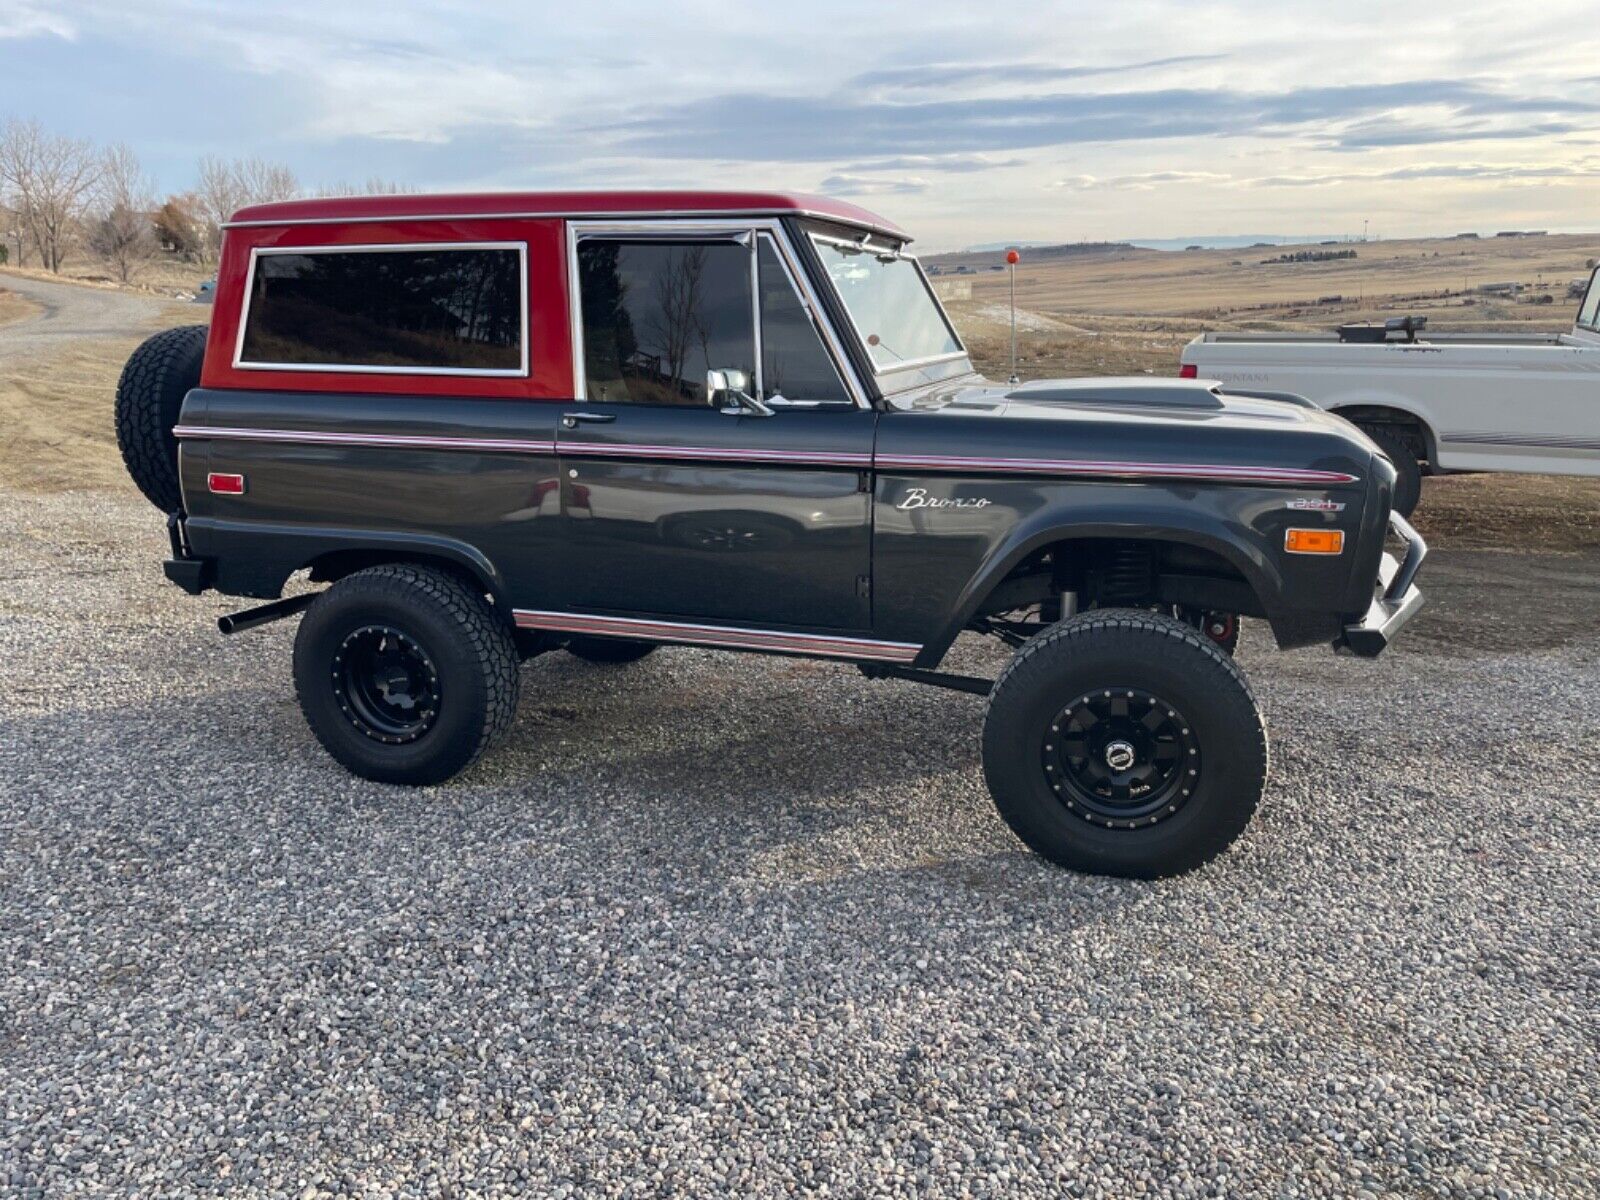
top-left (195, 155), bottom-right (299, 262)
top-left (87, 142), bottom-right (155, 282)
top-left (312, 177), bottom-right (414, 198)
top-left (0, 118), bottom-right (101, 273)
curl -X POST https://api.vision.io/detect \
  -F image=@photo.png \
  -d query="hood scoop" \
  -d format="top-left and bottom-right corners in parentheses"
top-left (1006, 381), bottom-right (1226, 411)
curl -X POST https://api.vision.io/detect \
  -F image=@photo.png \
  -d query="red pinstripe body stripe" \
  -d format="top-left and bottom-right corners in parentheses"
top-left (174, 426), bottom-right (1359, 484)
top-left (873, 454), bottom-right (1359, 485)
top-left (172, 426), bottom-right (558, 455)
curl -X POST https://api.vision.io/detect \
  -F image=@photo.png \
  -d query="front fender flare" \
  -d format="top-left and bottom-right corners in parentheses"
top-left (913, 502), bottom-right (1283, 669)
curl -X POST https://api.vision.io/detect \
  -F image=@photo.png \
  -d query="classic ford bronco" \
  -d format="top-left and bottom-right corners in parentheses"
top-left (115, 190), bottom-right (1425, 877)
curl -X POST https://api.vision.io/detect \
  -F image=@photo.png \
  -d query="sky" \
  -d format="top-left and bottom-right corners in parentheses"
top-left (2, 0), bottom-right (1598, 251)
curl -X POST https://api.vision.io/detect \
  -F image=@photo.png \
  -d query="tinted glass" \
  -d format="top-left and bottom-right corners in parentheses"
top-left (240, 247), bottom-right (523, 371)
top-left (758, 238), bottom-right (848, 403)
top-left (1579, 269), bottom-right (1600, 330)
top-left (813, 238), bottom-right (962, 371)
top-left (578, 240), bottom-right (754, 405)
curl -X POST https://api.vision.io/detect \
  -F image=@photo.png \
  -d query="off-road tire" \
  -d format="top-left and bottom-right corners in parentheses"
top-left (293, 564), bottom-right (520, 785)
top-left (982, 608), bottom-right (1268, 878)
top-left (566, 637), bottom-right (657, 665)
top-left (114, 325), bottom-right (208, 512)
top-left (1362, 424), bottom-right (1422, 518)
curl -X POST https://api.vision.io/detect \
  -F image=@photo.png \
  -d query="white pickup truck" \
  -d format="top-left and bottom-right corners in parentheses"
top-left (1179, 265), bottom-right (1600, 514)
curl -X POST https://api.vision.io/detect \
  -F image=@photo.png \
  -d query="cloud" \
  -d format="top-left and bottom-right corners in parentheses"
top-left (1330, 118), bottom-right (1586, 149)
top-left (850, 55), bottom-right (1227, 92)
top-left (1247, 160), bottom-right (1600, 187)
top-left (835, 153), bottom-right (1026, 174)
top-left (0, 0), bottom-right (74, 39)
top-left (1053, 171), bottom-right (1232, 190)
top-left (817, 173), bottom-right (930, 196)
top-left (598, 79), bottom-right (1600, 162)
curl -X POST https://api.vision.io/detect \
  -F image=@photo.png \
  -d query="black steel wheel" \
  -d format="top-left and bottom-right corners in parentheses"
top-left (1044, 689), bottom-right (1200, 828)
top-left (983, 609), bottom-right (1268, 878)
top-left (294, 564), bottom-right (520, 785)
top-left (334, 625), bottom-right (441, 744)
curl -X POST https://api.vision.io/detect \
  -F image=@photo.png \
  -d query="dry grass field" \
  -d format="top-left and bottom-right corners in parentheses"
top-left (0, 334), bottom-right (162, 495)
top-left (945, 231), bottom-right (1597, 381)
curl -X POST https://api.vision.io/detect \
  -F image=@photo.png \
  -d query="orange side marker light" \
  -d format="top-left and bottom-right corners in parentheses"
top-left (1285, 528), bottom-right (1344, 555)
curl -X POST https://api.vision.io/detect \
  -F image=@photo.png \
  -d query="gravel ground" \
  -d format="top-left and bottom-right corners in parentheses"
top-left (1, 488), bottom-right (1596, 1199)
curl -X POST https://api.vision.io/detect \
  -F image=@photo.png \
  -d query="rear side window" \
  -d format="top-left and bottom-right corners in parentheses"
top-left (237, 244), bottom-right (526, 374)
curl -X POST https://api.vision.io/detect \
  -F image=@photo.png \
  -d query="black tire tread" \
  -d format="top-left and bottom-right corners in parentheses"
top-left (114, 325), bottom-right (208, 512)
top-left (984, 608), bottom-right (1268, 876)
top-left (294, 563), bottom-right (520, 780)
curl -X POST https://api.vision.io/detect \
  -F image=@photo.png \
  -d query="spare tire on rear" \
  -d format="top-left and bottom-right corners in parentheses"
top-left (114, 325), bottom-right (208, 512)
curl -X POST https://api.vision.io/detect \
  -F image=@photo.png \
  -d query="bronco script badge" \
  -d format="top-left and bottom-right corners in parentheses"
top-left (897, 487), bottom-right (993, 511)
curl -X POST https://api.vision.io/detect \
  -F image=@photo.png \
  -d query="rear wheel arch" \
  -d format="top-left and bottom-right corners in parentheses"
top-left (1327, 403), bottom-right (1438, 467)
top-left (302, 546), bottom-right (507, 617)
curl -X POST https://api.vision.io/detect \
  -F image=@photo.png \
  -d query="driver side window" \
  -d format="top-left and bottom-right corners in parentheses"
top-left (575, 231), bottom-right (853, 407)
top-left (577, 239), bottom-right (754, 405)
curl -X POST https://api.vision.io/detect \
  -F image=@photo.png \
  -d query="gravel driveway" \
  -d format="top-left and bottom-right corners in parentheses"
top-left (1, 488), bottom-right (1595, 1198)
top-left (0, 272), bottom-right (174, 361)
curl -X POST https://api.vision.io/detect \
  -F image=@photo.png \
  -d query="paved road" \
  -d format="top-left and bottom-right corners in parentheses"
top-left (0, 271), bottom-right (179, 360)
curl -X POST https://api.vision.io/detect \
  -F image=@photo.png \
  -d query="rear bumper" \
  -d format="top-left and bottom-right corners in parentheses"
top-left (1335, 512), bottom-right (1427, 658)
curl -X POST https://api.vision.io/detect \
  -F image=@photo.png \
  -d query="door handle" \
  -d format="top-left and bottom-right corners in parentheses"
top-left (561, 411), bottom-right (616, 428)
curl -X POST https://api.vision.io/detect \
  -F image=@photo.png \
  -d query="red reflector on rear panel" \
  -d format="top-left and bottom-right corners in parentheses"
top-left (1178, 363), bottom-right (1198, 379)
top-left (208, 472), bottom-right (246, 495)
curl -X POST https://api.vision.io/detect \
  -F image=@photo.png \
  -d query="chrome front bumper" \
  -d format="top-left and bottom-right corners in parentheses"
top-left (1337, 512), bottom-right (1427, 658)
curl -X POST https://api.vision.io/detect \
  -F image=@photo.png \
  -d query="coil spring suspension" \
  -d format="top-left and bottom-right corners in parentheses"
top-left (1101, 544), bottom-right (1154, 604)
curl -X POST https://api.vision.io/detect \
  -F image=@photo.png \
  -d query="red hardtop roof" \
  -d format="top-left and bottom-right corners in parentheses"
top-left (228, 190), bottom-right (909, 241)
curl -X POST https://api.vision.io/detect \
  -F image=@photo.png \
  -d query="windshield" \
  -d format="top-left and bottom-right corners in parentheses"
top-left (812, 236), bottom-right (963, 371)
top-left (1579, 268), bottom-right (1600, 331)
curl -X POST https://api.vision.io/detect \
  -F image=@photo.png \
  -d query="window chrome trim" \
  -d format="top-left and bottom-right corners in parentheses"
top-left (565, 218), bottom-right (869, 409)
top-left (232, 241), bottom-right (530, 377)
top-left (808, 232), bottom-right (970, 375)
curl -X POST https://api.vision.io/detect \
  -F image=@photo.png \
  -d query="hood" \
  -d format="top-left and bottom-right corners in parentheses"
top-left (880, 375), bottom-right (1375, 486)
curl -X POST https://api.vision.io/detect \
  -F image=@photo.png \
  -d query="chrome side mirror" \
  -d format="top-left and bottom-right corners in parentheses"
top-left (705, 367), bottom-right (773, 417)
